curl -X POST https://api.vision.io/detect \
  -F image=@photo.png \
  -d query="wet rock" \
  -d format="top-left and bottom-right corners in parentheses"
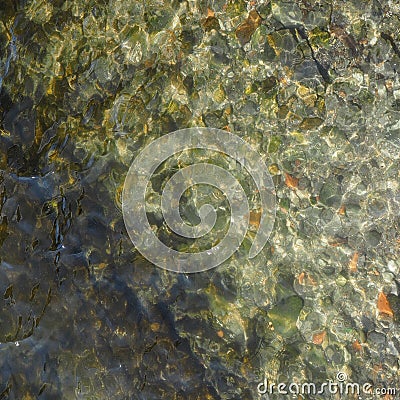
top-left (267, 295), bottom-right (303, 338)
top-left (299, 117), bottom-right (324, 130)
top-left (364, 229), bottom-right (382, 247)
top-left (319, 178), bottom-right (342, 208)
top-left (271, 1), bottom-right (302, 26)
top-left (235, 10), bottom-right (262, 46)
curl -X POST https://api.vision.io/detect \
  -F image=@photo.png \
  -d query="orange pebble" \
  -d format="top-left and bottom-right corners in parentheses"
top-left (312, 331), bottom-right (326, 345)
top-left (349, 252), bottom-right (359, 273)
top-left (352, 340), bottom-right (362, 352)
top-left (377, 292), bottom-right (393, 317)
top-left (285, 173), bottom-right (299, 189)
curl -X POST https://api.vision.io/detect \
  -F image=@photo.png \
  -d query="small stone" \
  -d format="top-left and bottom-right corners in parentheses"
top-left (319, 179), bottom-right (342, 208)
top-left (352, 340), bottom-right (362, 352)
top-left (267, 135), bottom-right (281, 153)
top-left (235, 10), bottom-right (262, 46)
top-left (387, 294), bottom-right (400, 322)
top-left (202, 8), bottom-right (220, 31)
top-left (349, 252), bottom-right (359, 273)
top-left (365, 230), bottom-right (382, 247)
top-left (299, 117), bottom-right (324, 130)
top-left (285, 173), bottom-right (299, 189)
top-left (312, 331), bottom-right (326, 345)
top-left (260, 76), bottom-right (278, 93)
top-left (337, 205), bottom-right (346, 215)
top-left (150, 322), bottom-right (160, 332)
top-left (367, 331), bottom-right (387, 346)
top-left (249, 210), bottom-right (261, 228)
top-left (271, 0), bottom-right (302, 25)
top-left (325, 345), bottom-right (344, 365)
top-left (377, 292), bottom-right (393, 317)
top-left (268, 295), bottom-right (303, 338)
top-left (336, 275), bottom-right (347, 286)
top-left (268, 164), bottom-right (279, 175)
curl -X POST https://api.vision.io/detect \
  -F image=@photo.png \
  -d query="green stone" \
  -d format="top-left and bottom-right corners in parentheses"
top-left (268, 296), bottom-right (304, 338)
top-left (267, 135), bottom-right (281, 153)
top-left (299, 117), bottom-right (324, 130)
top-left (319, 179), bottom-right (342, 208)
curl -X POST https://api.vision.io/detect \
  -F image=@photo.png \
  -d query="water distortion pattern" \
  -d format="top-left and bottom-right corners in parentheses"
top-left (122, 127), bottom-right (276, 273)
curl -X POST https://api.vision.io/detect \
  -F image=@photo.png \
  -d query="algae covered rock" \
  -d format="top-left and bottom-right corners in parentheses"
top-left (268, 295), bottom-right (304, 338)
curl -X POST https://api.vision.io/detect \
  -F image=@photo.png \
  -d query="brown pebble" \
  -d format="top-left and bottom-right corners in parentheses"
top-left (249, 210), bottom-right (261, 228)
top-left (312, 331), bottom-right (326, 345)
top-left (337, 205), bottom-right (346, 215)
top-left (235, 10), bottom-right (262, 46)
top-left (150, 322), bottom-right (160, 331)
top-left (285, 173), bottom-right (299, 189)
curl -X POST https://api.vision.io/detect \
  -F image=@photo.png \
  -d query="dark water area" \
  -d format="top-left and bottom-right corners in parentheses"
top-left (0, 0), bottom-right (400, 399)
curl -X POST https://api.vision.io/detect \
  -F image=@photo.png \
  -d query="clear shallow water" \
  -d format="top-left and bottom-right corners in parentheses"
top-left (0, 0), bottom-right (400, 399)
